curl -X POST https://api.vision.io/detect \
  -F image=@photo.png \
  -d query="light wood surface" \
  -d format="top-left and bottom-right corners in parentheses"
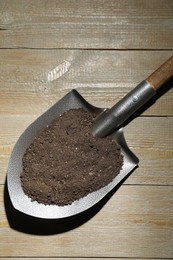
top-left (1, 185), bottom-right (173, 258)
top-left (0, 50), bottom-right (172, 116)
top-left (0, 0), bottom-right (173, 259)
top-left (0, 0), bottom-right (173, 49)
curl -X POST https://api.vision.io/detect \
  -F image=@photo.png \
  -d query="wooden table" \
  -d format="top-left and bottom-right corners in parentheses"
top-left (0, 1), bottom-right (173, 259)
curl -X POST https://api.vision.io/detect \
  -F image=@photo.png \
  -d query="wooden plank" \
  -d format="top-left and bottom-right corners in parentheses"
top-left (0, 116), bottom-right (172, 186)
top-left (0, 257), bottom-right (166, 260)
top-left (124, 117), bottom-right (173, 185)
top-left (0, 49), bottom-right (172, 116)
top-left (1, 185), bottom-right (173, 258)
top-left (0, 257), bottom-right (163, 260)
top-left (0, 0), bottom-right (173, 49)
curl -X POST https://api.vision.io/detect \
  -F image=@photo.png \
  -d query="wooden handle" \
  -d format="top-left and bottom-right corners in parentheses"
top-left (146, 55), bottom-right (173, 91)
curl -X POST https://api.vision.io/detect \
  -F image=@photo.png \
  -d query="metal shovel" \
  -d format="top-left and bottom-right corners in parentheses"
top-left (7, 56), bottom-right (173, 219)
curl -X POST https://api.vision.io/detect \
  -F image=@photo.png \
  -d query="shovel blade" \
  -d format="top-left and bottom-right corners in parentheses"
top-left (7, 90), bottom-right (139, 219)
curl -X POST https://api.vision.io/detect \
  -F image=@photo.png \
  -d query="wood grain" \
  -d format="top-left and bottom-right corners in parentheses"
top-left (1, 116), bottom-right (172, 186)
top-left (0, 49), bottom-right (172, 116)
top-left (0, 259), bottom-right (166, 260)
top-left (1, 259), bottom-right (165, 260)
top-left (3, 259), bottom-right (164, 260)
top-left (1, 185), bottom-right (173, 258)
top-left (0, 0), bottom-right (173, 49)
top-left (147, 55), bottom-right (173, 90)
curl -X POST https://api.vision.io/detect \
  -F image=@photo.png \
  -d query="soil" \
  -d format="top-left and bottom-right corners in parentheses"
top-left (21, 108), bottom-right (123, 206)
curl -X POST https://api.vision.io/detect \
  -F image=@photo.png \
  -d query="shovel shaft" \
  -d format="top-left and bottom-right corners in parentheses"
top-left (92, 56), bottom-right (173, 137)
top-left (91, 80), bottom-right (155, 137)
top-left (147, 55), bottom-right (173, 90)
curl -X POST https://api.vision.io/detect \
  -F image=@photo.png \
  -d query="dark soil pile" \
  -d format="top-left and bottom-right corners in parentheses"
top-left (21, 108), bottom-right (123, 206)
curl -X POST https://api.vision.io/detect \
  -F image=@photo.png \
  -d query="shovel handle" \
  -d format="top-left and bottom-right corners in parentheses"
top-left (92, 55), bottom-right (173, 137)
top-left (147, 55), bottom-right (173, 90)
